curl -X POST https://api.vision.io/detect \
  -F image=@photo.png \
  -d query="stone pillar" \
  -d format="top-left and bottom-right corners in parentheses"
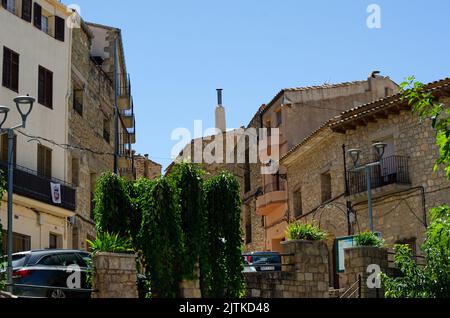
top-left (281, 240), bottom-right (330, 298)
top-left (342, 247), bottom-right (388, 298)
top-left (179, 263), bottom-right (201, 298)
top-left (92, 252), bottom-right (139, 298)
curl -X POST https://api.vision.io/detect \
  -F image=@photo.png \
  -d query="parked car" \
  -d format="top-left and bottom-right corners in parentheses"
top-left (243, 252), bottom-right (282, 272)
top-left (1, 249), bottom-right (91, 298)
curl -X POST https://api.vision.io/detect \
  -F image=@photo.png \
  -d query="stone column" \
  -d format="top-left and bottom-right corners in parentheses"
top-left (92, 252), bottom-right (139, 298)
top-left (281, 240), bottom-right (330, 298)
top-left (179, 263), bottom-right (201, 298)
top-left (342, 247), bottom-right (388, 298)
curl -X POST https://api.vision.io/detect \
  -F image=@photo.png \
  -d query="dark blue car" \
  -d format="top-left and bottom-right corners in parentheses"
top-left (243, 252), bottom-right (282, 272)
top-left (1, 250), bottom-right (91, 298)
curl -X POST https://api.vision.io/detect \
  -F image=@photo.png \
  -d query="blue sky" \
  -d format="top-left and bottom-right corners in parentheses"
top-left (64, 0), bottom-right (450, 169)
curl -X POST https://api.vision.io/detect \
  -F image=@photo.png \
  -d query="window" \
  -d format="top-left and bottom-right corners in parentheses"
top-left (33, 2), bottom-right (42, 29)
top-left (21, 0), bottom-right (32, 22)
top-left (321, 172), bottom-right (332, 203)
top-left (293, 188), bottom-right (303, 218)
top-left (41, 15), bottom-right (49, 34)
top-left (49, 233), bottom-right (62, 249)
top-left (276, 110), bottom-right (282, 127)
top-left (39, 254), bottom-right (63, 266)
top-left (71, 158), bottom-right (79, 186)
top-left (38, 66), bottom-right (53, 108)
top-left (2, 231), bottom-right (31, 253)
top-left (103, 117), bottom-right (111, 143)
top-left (2, 47), bottom-right (19, 92)
top-left (73, 88), bottom-right (83, 116)
top-left (37, 144), bottom-right (52, 178)
top-left (4, 0), bottom-right (15, 14)
top-left (0, 133), bottom-right (17, 164)
top-left (54, 16), bottom-right (65, 41)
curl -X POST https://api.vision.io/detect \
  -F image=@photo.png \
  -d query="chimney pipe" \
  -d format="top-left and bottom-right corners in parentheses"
top-left (217, 89), bottom-right (223, 106)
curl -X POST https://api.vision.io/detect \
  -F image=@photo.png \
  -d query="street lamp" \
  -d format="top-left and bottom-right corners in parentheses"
top-left (347, 142), bottom-right (387, 233)
top-left (0, 95), bottom-right (35, 294)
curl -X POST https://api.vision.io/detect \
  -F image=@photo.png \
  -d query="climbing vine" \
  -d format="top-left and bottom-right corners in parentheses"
top-left (169, 163), bottom-right (205, 279)
top-left (93, 172), bottom-right (132, 236)
top-left (137, 177), bottom-right (184, 298)
top-left (202, 171), bottom-right (244, 298)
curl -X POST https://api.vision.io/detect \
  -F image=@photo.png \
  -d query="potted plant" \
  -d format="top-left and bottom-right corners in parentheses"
top-left (286, 222), bottom-right (326, 241)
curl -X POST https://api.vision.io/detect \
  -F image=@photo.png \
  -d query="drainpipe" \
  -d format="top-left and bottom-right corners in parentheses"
top-left (342, 144), bottom-right (353, 235)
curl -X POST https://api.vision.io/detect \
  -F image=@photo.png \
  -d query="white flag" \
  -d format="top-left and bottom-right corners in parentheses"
top-left (50, 182), bottom-right (62, 204)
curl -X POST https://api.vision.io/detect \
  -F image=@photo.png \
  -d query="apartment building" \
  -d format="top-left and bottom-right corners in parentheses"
top-left (134, 154), bottom-right (162, 180)
top-left (281, 77), bottom-right (450, 288)
top-left (0, 0), bottom-right (74, 251)
top-left (246, 73), bottom-right (399, 252)
top-left (68, 21), bottom-right (136, 250)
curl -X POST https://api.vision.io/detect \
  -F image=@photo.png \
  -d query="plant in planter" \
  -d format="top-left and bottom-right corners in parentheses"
top-left (354, 232), bottom-right (384, 247)
top-left (87, 232), bottom-right (134, 254)
top-left (286, 222), bottom-right (326, 241)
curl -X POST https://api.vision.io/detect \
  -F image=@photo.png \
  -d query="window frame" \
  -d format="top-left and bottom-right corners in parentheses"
top-left (2, 46), bottom-right (19, 93)
top-left (38, 65), bottom-right (53, 109)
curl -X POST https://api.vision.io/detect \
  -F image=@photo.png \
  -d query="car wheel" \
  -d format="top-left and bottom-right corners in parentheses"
top-left (48, 289), bottom-right (66, 298)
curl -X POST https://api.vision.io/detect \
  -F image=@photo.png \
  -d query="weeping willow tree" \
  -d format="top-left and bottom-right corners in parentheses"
top-left (137, 177), bottom-right (184, 298)
top-left (202, 171), bottom-right (244, 298)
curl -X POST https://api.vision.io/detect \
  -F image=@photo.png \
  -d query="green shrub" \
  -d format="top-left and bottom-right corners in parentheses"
top-left (355, 232), bottom-right (384, 247)
top-left (86, 232), bottom-right (134, 254)
top-left (286, 222), bottom-right (326, 241)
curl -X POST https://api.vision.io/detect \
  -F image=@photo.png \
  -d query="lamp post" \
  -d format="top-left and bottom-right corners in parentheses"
top-left (0, 95), bottom-right (35, 293)
top-left (347, 142), bottom-right (387, 233)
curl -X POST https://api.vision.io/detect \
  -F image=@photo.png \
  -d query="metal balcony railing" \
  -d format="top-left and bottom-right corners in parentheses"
top-left (0, 161), bottom-right (76, 211)
top-left (347, 155), bottom-right (410, 196)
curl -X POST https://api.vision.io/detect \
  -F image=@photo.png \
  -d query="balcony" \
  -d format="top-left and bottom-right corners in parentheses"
top-left (256, 181), bottom-right (287, 216)
top-left (346, 155), bottom-right (411, 202)
top-left (117, 75), bottom-right (131, 110)
top-left (0, 161), bottom-right (76, 211)
top-left (120, 111), bottom-right (134, 129)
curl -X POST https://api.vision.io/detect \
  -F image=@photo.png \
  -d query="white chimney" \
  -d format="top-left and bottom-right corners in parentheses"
top-left (215, 89), bottom-right (226, 132)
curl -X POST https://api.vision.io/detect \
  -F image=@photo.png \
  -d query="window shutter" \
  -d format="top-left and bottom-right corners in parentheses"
top-left (45, 69), bottom-right (53, 107)
top-left (2, 48), bottom-right (11, 89)
top-left (21, 0), bottom-right (32, 22)
top-left (45, 148), bottom-right (52, 178)
top-left (33, 3), bottom-right (42, 29)
top-left (55, 16), bottom-right (65, 42)
top-left (1, 134), bottom-right (7, 163)
top-left (38, 66), bottom-right (45, 105)
top-left (11, 51), bottom-right (19, 92)
top-left (37, 146), bottom-right (44, 176)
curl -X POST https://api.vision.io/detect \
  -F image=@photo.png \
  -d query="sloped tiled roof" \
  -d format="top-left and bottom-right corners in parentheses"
top-left (281, 77), bottom-right (450, 163)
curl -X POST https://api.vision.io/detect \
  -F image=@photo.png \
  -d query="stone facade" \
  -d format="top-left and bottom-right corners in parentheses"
top-left (244, 240), bottom-right (330, 298)
top-left (69, 24), bottom-right (116, 250)
top-left (134, 154), bottom-right (162, 180)
top-left (91, 252), bottom-right (139, 298)
top-left (342, 247), bottom-right (388, 298)
top-left (281, 79), bottom-right (450, 289)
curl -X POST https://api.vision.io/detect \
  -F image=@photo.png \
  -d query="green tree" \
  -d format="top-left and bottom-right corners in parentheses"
top-left (382, 77), bottom-right (450, 298)
top-left (169, 163), bottom-right (205, 279)
top-left (138, 177), bottom-right (184, 298)
top-left (93, 172), bottom-right (132, 236)
top-left (202, 171), bottom-right (244, 298)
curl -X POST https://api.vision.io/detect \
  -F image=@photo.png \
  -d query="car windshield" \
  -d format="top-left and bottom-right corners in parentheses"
top-left (251, 255), bottom-right (281, 264)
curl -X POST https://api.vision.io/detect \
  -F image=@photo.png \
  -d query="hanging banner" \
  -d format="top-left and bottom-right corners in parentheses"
top-left (50, 182), bottom-right (62, 204)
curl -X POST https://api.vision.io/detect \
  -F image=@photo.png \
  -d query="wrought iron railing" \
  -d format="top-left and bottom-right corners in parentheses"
top-left (347, 155), bottom-right (410, 196)
top-left (0, 161), bottom-right (76, 211)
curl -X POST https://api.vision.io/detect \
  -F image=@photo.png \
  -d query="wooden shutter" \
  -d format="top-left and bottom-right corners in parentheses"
top-left (37, 145), bottom-right (52, 178)
top-left (11, 50), bottom-right (19, 92)
top-left (55, 16), bottom-right (65, 42)
top-left (21, 0), bottom-right (32, 22)
top-left (45, 147), bottom-right (52, 178)
top-left (33, 2), bottom-right (42, 29)
top-left (1, 134), bottom-right (7, 163)
top-left (38, 66), bottom-right (45, 105)
top-left (45, 69), bottom-right (53, 107)
top-left (2, 48), bottom-right (11, 89)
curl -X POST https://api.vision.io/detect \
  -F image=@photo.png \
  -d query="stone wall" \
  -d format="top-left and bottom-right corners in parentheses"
top-left (92, 252), bottom-right (139, 298)
top-left (134, 154), bottom-right (162, 180)
top-left (341, 247), bottom-right (388, 298)
top-left (244, 240), bottom-right (330, 298)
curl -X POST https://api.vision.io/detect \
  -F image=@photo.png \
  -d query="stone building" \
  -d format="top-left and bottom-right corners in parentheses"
top-left (134, 154), bottom-right (162, 180)
top-left (248, 73), bottom-right (399, 252)
top-left (280, 77), bottom-right (450, 288)
top-left (68, 20), bottom-right (136, 250)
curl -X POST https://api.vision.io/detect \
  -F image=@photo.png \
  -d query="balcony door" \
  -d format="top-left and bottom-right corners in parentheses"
top-left (379, 137), bottom-right (395, 180)
top-left (37, 144), bottom-right (52, 178)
